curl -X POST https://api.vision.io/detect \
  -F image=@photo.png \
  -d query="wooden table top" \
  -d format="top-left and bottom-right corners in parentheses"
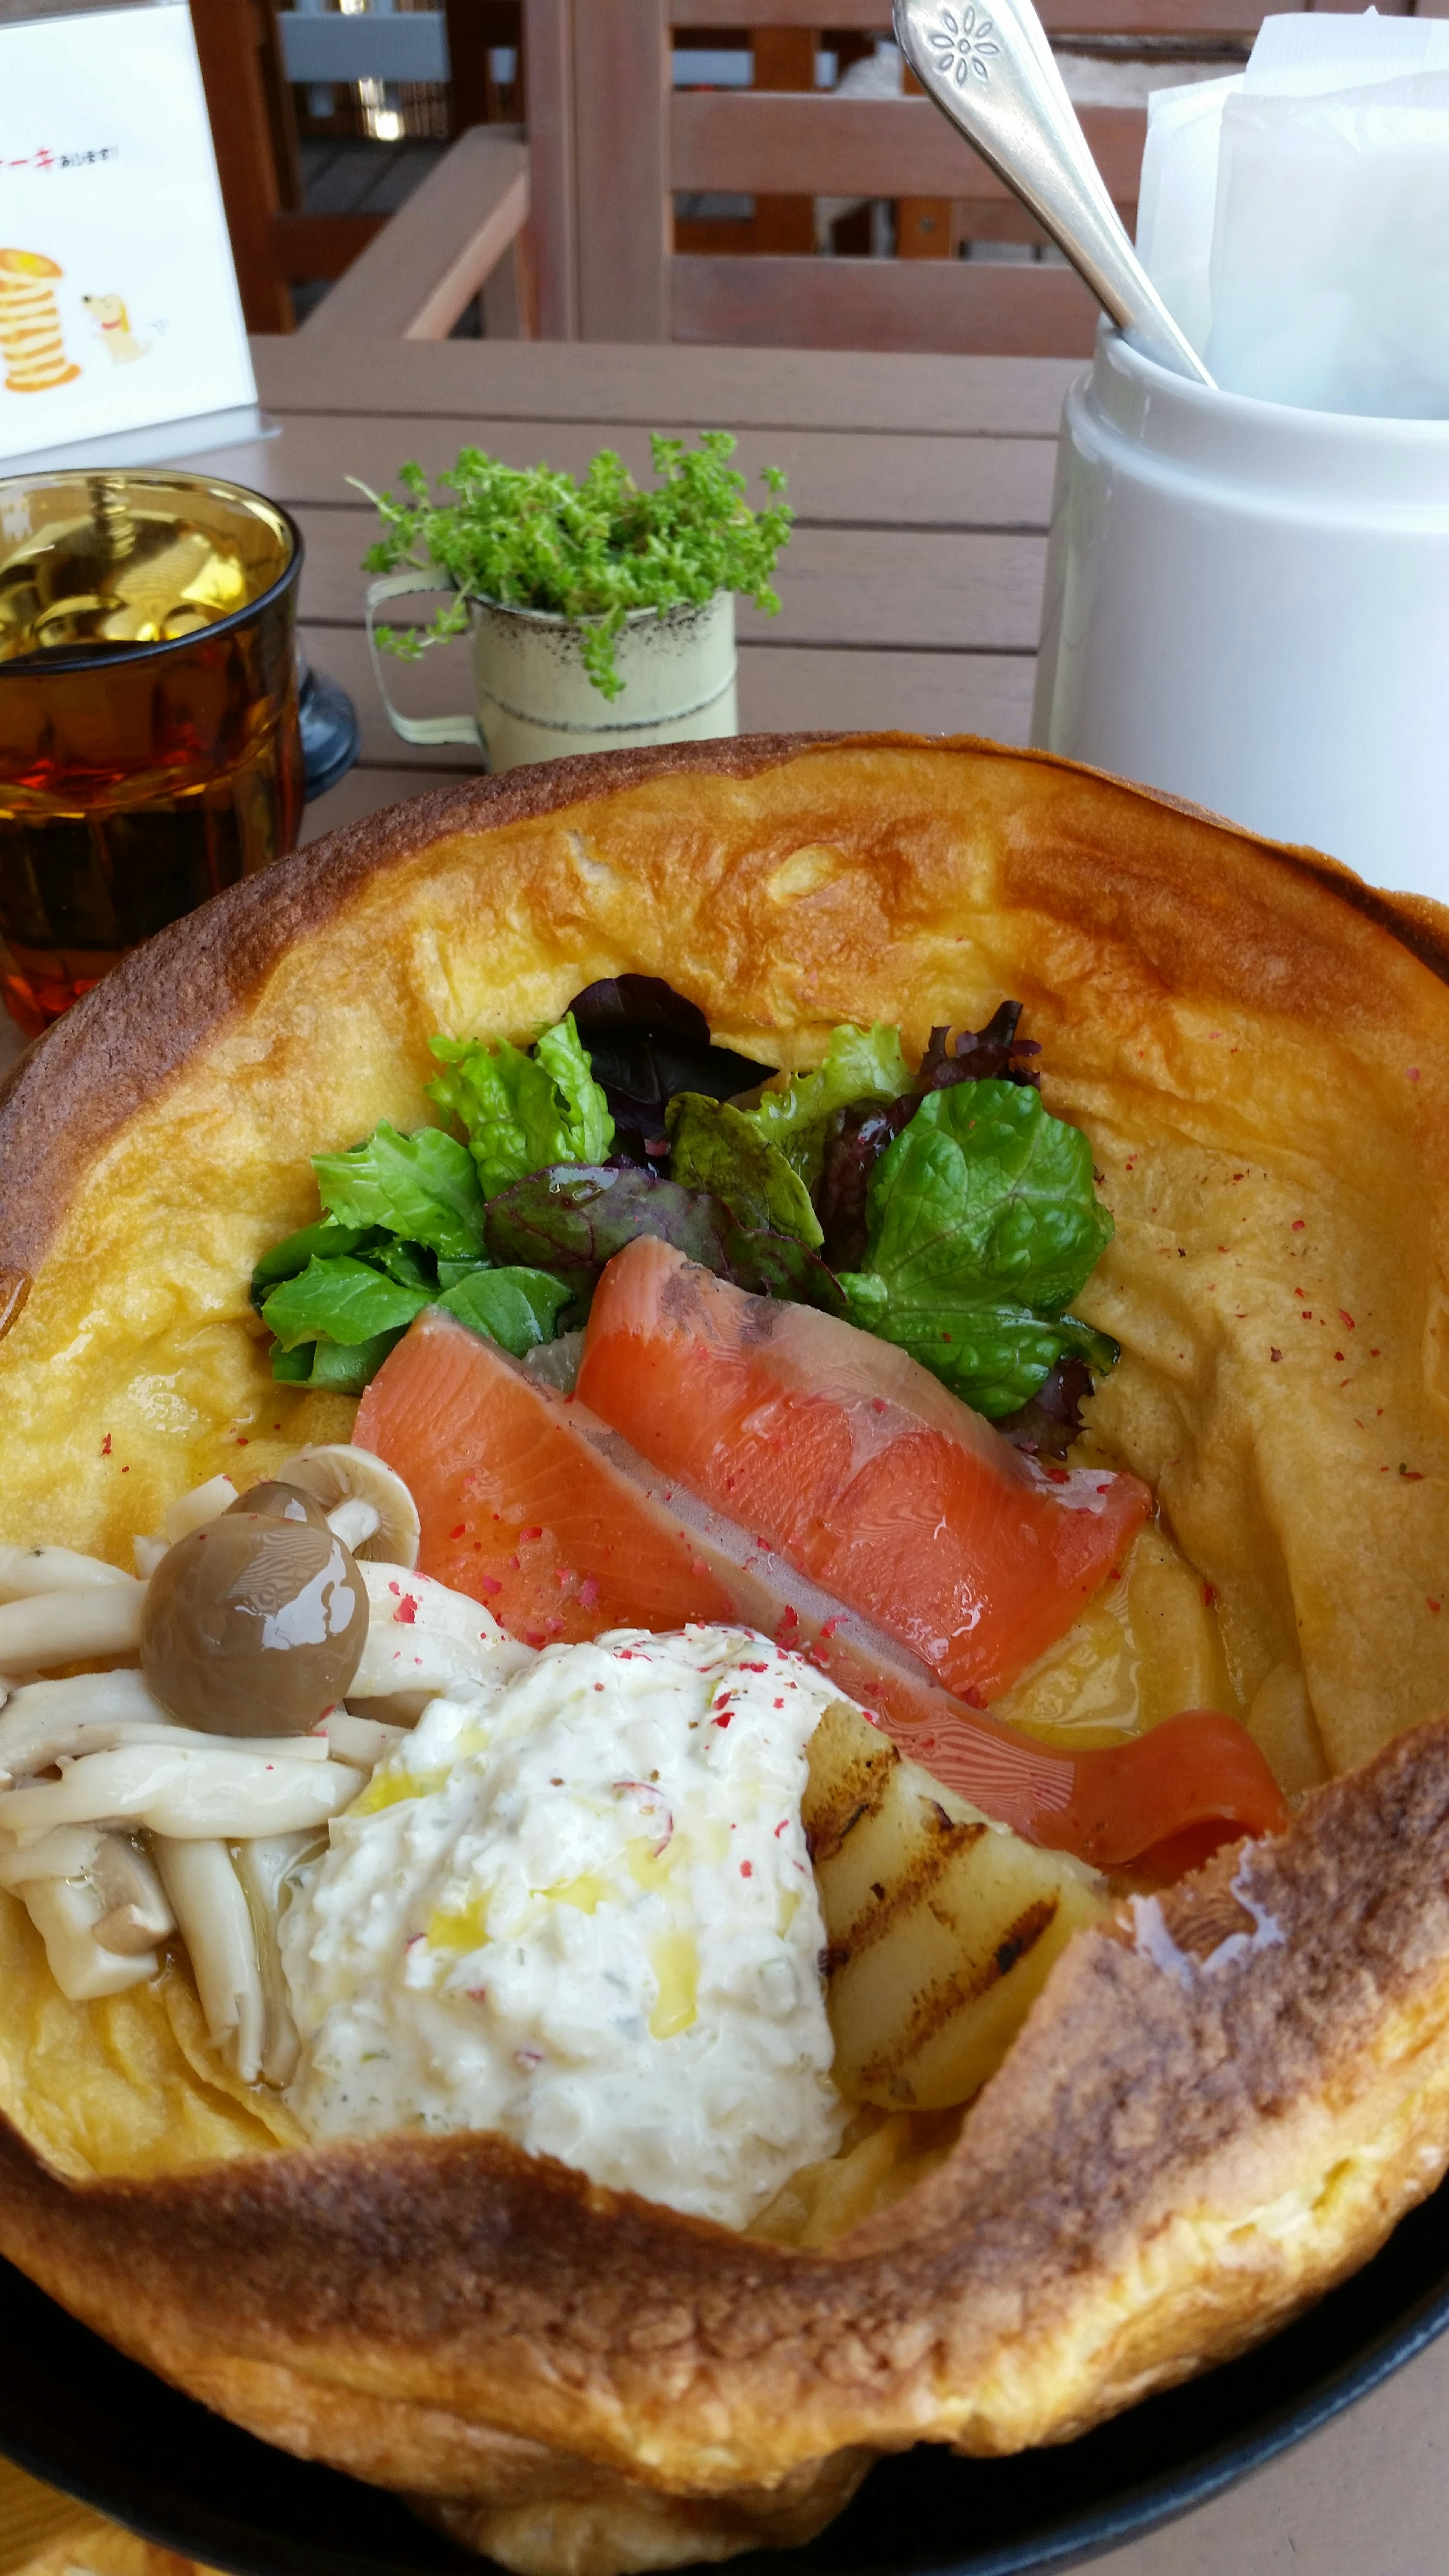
top-left (3, 333), bottom-right (1447, 2574)
top-left (199, 332), bottom-right (1081, 833)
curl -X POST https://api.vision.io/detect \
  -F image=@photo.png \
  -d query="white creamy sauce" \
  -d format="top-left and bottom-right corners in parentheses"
top-left (280, 1626), bottom-right (847, 2228)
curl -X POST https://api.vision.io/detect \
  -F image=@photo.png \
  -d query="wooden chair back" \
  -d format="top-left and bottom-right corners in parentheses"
top-left (191, 0), bottom-right (511, 334)
top-left (522, 0), bottom-right (1415, 356)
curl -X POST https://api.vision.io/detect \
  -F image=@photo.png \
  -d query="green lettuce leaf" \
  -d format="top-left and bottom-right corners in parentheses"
top-left (844, 1080), bottom-right (1117, 1415)
top-left (312, 1123), bottom-right (486, 1261)
top-left (271, 1329), bottom-right (407, 1393)
top-left (250, 1220), bottom-right (382, 1310)
top-left (265, 1257), bottom-right (572, 1386)
top-left (435, 1265), bottom-right (573, 1355)
top-left (260, 1256), bottom-right (429, 1351)
top-left (665, 1095), bottom-right (823, 1247)
top-left (746, 1023), bottom-right (911, 1184)
top-left (428, 1012), bottom-right (614, 1198)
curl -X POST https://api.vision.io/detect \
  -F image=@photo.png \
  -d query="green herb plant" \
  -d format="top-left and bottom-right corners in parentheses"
top-left (358, 431), bottom-right (792, 700)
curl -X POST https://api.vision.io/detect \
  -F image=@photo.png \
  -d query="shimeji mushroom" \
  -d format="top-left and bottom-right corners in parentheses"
top-left (322, 1710), bottom-right (409, 1770)
top-left (283, 1447), bottom-right (421, 1567)
top-left (0, 1670), bottom-right (171, 1784)
top-left (134, 1473), bottom-right (241, 1576)
top-left (0, 1672), bottom-right (342, 1789)
top-left (0, 1578), bottom-right (145, 1673)
top-left (347, 1563), bottom-right (532, 1707)
top-left (0, 1543), bottom-right (138, 1601)
top-left (233, 1832), bottom-right (316, 2086)
top-left (155, 1839), bottom-right (265, 2084)
top-left (89, 1832), bottom-right (175, 1955)
top-left (0, 1741), bottom-right (362, 1842)
top-left (0, 1828), bottom-right (174, 2001)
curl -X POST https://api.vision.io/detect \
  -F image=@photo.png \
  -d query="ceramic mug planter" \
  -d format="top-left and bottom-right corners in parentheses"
top-left (365, 577), bottom-right (738, 774)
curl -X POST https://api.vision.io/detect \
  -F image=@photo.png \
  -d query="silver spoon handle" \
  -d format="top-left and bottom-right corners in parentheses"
top-left (893, 0), bottom-right (1214, 387)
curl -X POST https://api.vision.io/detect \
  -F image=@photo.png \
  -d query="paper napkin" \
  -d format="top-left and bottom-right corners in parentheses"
top-left (1137, 12), bottom-right (1449, 414)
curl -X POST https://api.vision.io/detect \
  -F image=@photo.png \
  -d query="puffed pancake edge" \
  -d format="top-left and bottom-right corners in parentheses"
top-left (2, 734), bottom-right (1449, 2572)
top-left (3, 1718), bottom-right (1449, 2570)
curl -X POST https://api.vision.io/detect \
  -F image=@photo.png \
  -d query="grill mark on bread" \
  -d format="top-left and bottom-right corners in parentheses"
top-left (829, 1803), bottom-right (989, 1969)
top-left (801, 1710), bottom-right (897, 1864)
top-left (857, 1896), bottom-right (1059, 2096)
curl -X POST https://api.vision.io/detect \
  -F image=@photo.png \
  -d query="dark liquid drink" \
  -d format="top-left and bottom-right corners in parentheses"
top-left (0, 471), bottom-right (304, 1035)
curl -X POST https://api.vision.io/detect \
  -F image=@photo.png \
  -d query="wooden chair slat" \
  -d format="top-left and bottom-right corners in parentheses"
top-left (301, 129), bottom-right (530, 341)
top-left (672, 89), bottom-right (1146, 201)
top-left (252, 332), bottom-right (1084, 438)
top-left (673, 0), bottom-right (890, 25)
top-left (673, 253), bottom-right (1100, 357)
top-left (573, 0), bottom-right (672, 340)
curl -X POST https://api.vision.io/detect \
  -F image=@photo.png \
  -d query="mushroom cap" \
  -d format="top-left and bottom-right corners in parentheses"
top-left (279, 1445), bottom-right (421, 1569)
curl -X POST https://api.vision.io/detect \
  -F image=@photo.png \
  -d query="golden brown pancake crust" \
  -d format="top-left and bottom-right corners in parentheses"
top-left (1, 735), bottom-right (1448, 2567)
top-left (3, 1718), bottom-right (1449, 2509)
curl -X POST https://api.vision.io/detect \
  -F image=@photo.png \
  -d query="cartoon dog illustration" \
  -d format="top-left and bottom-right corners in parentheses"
top-left (82, 293), bottom-right (150, 364)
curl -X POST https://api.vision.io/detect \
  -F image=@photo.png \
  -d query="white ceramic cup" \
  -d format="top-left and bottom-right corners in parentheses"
top-left (1031, 322), bottom-right (1449, 901)
top-left (365, 579), bottom-right (738, 774)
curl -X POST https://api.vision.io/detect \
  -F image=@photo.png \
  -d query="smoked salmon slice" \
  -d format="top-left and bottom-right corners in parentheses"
top-left (576, 1235), bottom-right (1153, 1706)
top-left (354, 1307), bottom-right (740, 1647)
top-left (354, 1304), bottom-right (1287, 1870)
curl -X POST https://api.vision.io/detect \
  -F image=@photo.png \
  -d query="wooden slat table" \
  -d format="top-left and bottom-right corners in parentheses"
top-left (4, 335), bottom-right (1449, 2576)
top-left (207, 334), bottom-right (1076, 825)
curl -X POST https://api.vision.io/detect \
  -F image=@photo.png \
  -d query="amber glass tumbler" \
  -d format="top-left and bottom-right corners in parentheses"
top-left (0, 468), bottom-right (305, 1035)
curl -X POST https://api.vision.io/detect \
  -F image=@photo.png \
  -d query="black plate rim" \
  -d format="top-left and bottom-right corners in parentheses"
top-left (2, 2243), bottom-right (1449, 2576)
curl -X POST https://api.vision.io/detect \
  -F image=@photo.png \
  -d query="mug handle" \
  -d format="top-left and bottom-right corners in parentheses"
top-left (364, 572), bottom-right (483, 749)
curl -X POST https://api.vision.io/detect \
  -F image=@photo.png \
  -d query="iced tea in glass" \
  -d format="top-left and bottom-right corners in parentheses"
top-left (0, 467), bottom-right (304, 1035)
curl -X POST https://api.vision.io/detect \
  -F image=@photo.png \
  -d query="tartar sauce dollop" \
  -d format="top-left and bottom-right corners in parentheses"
top-left (280, 1626), bottom-right (847, 2228)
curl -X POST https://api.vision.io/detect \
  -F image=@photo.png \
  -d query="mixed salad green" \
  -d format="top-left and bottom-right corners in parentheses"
top-left (252, 981), bottom-right (1118, 1426)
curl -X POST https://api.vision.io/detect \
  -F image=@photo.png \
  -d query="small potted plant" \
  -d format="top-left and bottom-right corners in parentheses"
top-left (359, 431), bottom-right (791, 774)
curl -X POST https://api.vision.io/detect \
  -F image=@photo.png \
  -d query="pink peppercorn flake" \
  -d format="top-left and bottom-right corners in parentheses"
top-left (740, 1861), bottom-right (753, 1878)
top-left (1430, 1600), bottom-right (1443, 1614)
top-left (1291, 1219), bottom-right (1305, 1232)
top-left (1340, 1311), bottom-right (1356, 1330)
top-left (395, 1594), bottom-right (418, 1624)
top-left (100, 1434), bottom-right (112, 1456)
top-left (449, 1523), bottom-right (465, 1539)
top-left (520, 1526), bottom-right (543, 1542)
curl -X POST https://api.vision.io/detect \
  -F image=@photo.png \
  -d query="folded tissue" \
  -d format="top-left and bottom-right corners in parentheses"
top-left (1137, 12), bottom-right (1449, 416)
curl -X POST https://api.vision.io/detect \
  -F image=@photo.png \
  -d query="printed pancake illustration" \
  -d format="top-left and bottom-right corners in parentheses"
top-left (0, 735), bottom-right (1447, 2576)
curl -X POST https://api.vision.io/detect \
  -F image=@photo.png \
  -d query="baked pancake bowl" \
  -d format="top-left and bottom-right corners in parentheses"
top-left (0, 734), bottom-right (1447, 2576)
